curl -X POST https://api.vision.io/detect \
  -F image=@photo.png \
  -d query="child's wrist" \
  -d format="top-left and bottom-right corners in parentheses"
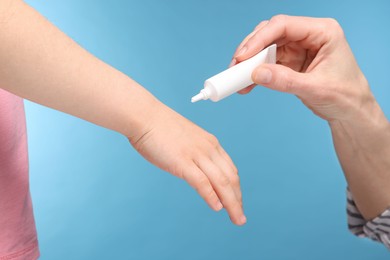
top-left (123, 89), bottom-right (163, 142)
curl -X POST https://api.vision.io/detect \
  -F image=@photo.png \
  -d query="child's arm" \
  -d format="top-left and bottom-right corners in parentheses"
top-left (0, 0), bottom-right (246, 225)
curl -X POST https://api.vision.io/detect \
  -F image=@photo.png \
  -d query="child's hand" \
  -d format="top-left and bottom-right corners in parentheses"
top-left (129, 104), bottom-right (246, 226)
top-left (0, 0), bottom-right (245, 226)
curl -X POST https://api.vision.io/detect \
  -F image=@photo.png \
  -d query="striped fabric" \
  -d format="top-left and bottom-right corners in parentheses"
top-left (347, 190), bottom-right (390, 249)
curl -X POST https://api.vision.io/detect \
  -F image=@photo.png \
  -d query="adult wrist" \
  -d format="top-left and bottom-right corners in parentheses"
top-left (328, 72), bottom-right (388, 139)
top-left (329, 97), bottom-right (390, 153)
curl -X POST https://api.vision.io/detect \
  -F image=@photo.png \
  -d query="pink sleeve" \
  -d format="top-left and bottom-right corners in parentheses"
top-left (0, 89), bottom-right (39, 260)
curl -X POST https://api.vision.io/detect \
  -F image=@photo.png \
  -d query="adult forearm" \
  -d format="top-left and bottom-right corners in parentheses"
top-left (330, 98), bottom-right (390, 220)
top-left (0, 0), bottom-right (158, 139)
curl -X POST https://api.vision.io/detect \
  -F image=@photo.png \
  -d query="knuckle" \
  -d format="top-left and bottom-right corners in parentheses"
top-left (230, 174), bottom-right (240, 186)
top-left (207, 134), bottom-right (219, 146)
top-left (326, 18), bottom-right (340, 28)
top-left (204, 187), bottom-right (216, 200)
top-left (232, 166), bottom-right (238, 176)
top-left (196, 176), bottom-right (209, 189)
top-left (271, 14), bottom-right (288, 24)
top-left (325, 18), bottom-right (345, 38)
top-left (218, 174), bottom-right (231, 187)
top-left (170, 164), bottom-right (185, 179)
top-left (233, 202), bottom-right (242, 211)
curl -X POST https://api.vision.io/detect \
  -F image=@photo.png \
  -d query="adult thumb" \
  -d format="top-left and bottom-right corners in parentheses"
top-left (251, 64), bottom-right (310, 95)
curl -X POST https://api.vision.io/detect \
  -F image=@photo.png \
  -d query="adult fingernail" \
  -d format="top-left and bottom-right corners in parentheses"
top-left (254, 67), bottom-right (272, 84)
top-left (236, 46), bottom-right (247, 57)
top-left (229, 59), bottom-right (236, 68)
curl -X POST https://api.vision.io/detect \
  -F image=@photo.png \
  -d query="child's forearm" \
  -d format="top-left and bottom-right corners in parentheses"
top-left (0, 0), bottom-right (158, 139)
top-left (0, 0), bottom-right (246, 225)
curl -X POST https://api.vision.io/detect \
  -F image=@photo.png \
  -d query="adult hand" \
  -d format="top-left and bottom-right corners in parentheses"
top-left (129, 103), bottom-right (246, 225)
top-left (231, 15), bottom-right (374, 124)
top-left (231, 15), bottom-right (390, 222)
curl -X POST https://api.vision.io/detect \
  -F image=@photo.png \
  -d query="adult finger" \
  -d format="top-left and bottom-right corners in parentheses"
top-left (231, 22), bottom-right (268, 94)
top-left (229, 20), bottom-right (269, 67)
top-left (235, 15), bottom-right (330, 62)
top-left (237, 84), bottom-right (256, 94)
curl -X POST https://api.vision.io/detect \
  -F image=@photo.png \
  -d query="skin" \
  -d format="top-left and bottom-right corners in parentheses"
top-left (0, 0), bottom-right (246, 225)
top-left (232, 15), bottom-right (390, 220)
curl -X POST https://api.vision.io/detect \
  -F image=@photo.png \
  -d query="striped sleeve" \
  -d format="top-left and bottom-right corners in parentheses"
top-left (347, 189), bottom-right (390, 249)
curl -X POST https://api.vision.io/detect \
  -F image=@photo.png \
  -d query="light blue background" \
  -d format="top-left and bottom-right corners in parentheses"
top-left (24, 0), bottom-right (390, 259)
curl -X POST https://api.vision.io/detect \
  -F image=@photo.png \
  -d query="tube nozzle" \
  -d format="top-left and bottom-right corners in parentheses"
top-left (191, 92), bottom-right (205, 103)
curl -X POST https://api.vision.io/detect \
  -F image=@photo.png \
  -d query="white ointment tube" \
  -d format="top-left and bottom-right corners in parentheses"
top-left (191, 44), bottom-right (277, 103)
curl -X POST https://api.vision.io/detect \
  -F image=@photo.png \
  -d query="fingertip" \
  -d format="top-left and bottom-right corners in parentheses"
top-left (228, 59), bottom-right (236, 68)
top-left (235, 38), bottom-right (267, 62)
top-left (232, 215), bottom-right (247, 226)
top-left (237, 89), bottom-right (250, 95)
top-left (240, 215), bottom-right (247, 225)
top-left (238, 85), bottom-right (256, 94)
top-left (214, 201), bottom-right (223, 211)
top-left (235, 46), bottom-right (258, 62)
top-left (252, 66), bottom-right (272, 85)
top-left (235, 46), bottom-right (248, 58)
